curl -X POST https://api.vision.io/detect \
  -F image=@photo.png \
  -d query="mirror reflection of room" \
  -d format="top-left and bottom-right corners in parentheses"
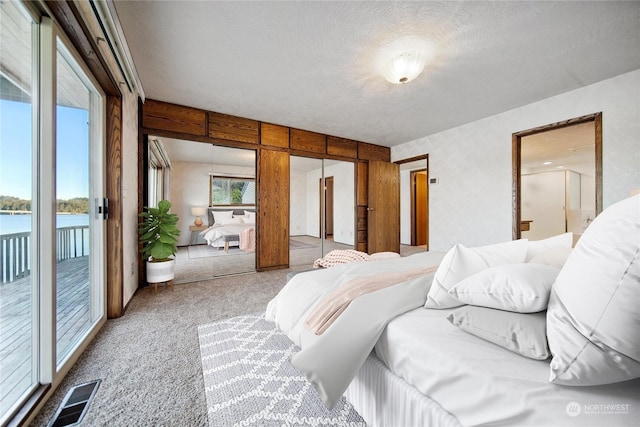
top-left (289, 156), bottom-right (355, 267)
top-left (151, 137), bottom-right (256, 283)
top-left (520, 121), bottom-right (596, 244)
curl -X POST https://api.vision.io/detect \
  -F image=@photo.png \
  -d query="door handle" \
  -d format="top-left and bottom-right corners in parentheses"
top-left (367, 207), bottom-right (375, 211)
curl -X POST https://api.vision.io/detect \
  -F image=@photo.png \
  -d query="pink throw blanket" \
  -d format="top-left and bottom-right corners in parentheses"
top-left (305, 265), bottom-right (439, 335)
top-left (313, 249), bottom-right (371, 268)
top-left (239, 227), bottom-right (255, 252)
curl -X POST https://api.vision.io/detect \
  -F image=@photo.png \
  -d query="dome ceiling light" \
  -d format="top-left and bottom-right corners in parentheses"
top-left (384, 51), bottom-right (426, 84)
top-left (376, 37), bottom-right (436, 85)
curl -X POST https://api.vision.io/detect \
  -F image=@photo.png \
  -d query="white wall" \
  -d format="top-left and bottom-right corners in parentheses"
top-left (392, 70), bottom-right (640, 252)
top-left (170, 162), bottom-right (255, 246)
top-left (121, 90), bottom-right (139, 306)
top-left (290, 169), bottom-right (307, 235)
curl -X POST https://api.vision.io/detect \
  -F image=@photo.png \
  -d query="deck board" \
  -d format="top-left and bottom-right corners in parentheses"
top-left (0, 257), bottom-right (91, 414)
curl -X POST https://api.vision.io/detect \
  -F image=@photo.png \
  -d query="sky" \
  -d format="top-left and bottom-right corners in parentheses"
top-left (0, 99), bottom-right (89, 201)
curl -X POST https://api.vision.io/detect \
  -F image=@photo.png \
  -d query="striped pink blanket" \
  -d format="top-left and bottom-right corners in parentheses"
top-left (305, 265), bottom-right (439, 335)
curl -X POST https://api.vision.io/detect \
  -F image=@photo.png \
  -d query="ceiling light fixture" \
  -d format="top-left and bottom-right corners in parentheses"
top-left (375, 37), bottom-right (436, 85)
top-left (384, 51), bottom-right (426, 84)
top-left (543, 161), bottom-right (552, 165)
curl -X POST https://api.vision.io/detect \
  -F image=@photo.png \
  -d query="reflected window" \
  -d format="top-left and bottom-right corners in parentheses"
top-left (211, 176), bottom-right (255, 205)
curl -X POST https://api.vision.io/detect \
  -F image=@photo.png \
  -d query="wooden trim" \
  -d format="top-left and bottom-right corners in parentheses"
top-left (512, 134), bottom-right (521, 240)
top-left (138, 107), bottom-right (147, 288)
top-left (142, 127), bottom-right (264, 152)
top-left (395, 154), bottom-right (429, 164)
top-left (410, 171), bottom-right (416, 246)
top-left (45, 1), bottom-right (120, 95)
top-left (142, 99), bottom-right (206, 136)
top-left (358, 142), bottom-right (390, 162)
top-left (106, 96), bottom-right (124, 318)
top-left (594, 112), bottom-right (603, 215)
top-left (512, 112), bottom-right (603, 239)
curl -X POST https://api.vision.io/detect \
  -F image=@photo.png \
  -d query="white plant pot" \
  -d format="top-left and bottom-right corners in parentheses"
top-left (146, 259), bottom-right (175, 283)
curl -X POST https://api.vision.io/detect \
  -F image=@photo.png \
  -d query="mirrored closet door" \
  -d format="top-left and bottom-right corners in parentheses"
top-left (148, 137), bottom-right (256, 284)
top-left (289, 156), bottom-right (355, 268)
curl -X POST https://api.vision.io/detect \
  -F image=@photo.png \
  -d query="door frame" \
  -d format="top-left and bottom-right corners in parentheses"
top-left (512, 112), bottom-right (603, 240)
top-left (395, 154), bottom-right (429, 249)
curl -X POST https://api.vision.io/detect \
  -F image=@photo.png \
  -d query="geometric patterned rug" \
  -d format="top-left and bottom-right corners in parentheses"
top-left (197, 313), bottom-right (366, 426)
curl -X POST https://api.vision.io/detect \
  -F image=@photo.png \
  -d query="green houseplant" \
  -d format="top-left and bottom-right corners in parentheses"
top-left (139, 200), bottom-right (180, 284)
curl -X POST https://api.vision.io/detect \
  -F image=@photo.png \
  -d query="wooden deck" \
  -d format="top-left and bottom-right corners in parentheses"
top-left (0, 257), bottom-right (90, 415)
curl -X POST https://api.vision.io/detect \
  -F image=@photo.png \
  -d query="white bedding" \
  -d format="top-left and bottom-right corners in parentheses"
top-left (200, 223), bottom-right (253, 247)
top-left (266, 251), bottom-right (446, 408)
top-left (375, 308), bottom-right (640, 426)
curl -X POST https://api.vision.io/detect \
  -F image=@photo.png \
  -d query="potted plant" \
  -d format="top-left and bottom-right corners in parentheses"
top-left (139, 199), bottom-right (180, 285)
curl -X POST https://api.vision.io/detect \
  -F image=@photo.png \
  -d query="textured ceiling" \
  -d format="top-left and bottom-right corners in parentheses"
top-left (114, 1), bottom-right (640, 147)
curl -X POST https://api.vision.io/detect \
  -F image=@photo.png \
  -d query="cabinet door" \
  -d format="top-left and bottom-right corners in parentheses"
top-left (367, 161), bottom-right (400, 253)
top-left (257, 149), bottom-right (290, 269)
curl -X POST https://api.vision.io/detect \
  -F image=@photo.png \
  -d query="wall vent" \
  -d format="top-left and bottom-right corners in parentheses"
top-left (49, 380), bottom-right (100, 427)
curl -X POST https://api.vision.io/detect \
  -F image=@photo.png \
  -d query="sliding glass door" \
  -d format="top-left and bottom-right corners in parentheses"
top-left (289, 157), bottom-right (355, 267)
top-left (55, 38), bottom-right (104, 367)
top-left (0, 4), bottom-right (106, 423)
top-left (0, 1), bottom-right (37, 418)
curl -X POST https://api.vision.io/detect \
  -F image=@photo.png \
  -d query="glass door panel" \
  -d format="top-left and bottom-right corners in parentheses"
top-left (321, 160), bottom-right (355, 256)
top-left (0, 1), bottom-right (37, 421)
top-left (55, 39), bottom-right (102, 366)
top-left (289, 156), bottom-right (324, 266)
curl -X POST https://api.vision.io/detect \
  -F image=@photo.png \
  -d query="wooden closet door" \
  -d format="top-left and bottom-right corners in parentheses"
top-left (257, 149), bottom-right (290, 270)
top-left (368, 161), bottom-right (400, 253)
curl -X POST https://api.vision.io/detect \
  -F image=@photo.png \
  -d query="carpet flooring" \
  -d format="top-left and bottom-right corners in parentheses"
top-left (30, 245), bottom-right (425, 426)
top-left (198, 313), bottom-right (365, 426)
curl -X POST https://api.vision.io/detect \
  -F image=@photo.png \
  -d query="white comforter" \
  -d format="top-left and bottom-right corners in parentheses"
top-left (200, 223), bottom-right (253, 246)
top-left (265, 251), bottom-right (445, 408)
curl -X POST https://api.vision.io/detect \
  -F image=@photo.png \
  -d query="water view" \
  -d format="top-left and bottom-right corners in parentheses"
top-left (0, 213), bottom-right (89, 234)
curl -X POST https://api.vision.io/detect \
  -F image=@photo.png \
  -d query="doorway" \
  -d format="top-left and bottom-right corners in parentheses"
top-left (411, 170), bottom-right (428, 246)
top-left (321, 177), bottom-right (334, 238)
top-left (395, 155), bottom-right (429, 252)
top-left (512, 113), bottom-right (602, 240)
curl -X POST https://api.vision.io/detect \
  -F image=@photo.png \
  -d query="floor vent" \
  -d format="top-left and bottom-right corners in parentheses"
top-left (49, 380), bottom-right (100, 427)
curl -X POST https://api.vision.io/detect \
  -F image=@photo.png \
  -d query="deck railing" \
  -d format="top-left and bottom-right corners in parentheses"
top-left (0, 225), bottom-right (89, 284)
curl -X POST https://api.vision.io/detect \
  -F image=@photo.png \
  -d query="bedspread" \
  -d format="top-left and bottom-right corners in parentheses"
top-left (265, 251), bottom-right (445, 408)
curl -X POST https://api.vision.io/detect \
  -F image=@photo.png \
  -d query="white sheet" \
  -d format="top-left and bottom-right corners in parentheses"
top-left (375, 308), bottom-right (640, 426)
top-left (346, 354), bottom-right (461, 427)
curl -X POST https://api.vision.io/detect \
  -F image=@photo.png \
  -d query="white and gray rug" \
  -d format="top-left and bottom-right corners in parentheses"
top-left (198, 313), bottom-right (366, 427)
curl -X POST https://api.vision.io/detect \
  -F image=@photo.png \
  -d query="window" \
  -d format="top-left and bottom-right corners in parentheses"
top-left (211, 176), bottom-right (255, 205)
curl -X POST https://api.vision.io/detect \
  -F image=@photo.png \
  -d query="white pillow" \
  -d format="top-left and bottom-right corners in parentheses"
top-left (218, 217), bottom-right (242, 225)
top-left (448, 263), bottom-right (560, 313)
top-left (525, 232), bottom-right (573, 262)
top-left (242, 217), bottom-right (255, 225)
top-left (547, 195), bottom-right (640, 386)
top-left (425, 239), bottom-right (529, 309)
top-left (528, 247), bottom-right (573, 269)
top-left (447, 306), bottom-right (550, 360)
top-left (213, 210), bottom-right (234, 224)
top-left (244, 210), bottom-right (256, 220)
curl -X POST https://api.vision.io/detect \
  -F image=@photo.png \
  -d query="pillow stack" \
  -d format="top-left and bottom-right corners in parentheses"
top-left (546, 195), bottom-right (640, 386)
top-left (429, 234), bottom-right (573, 360)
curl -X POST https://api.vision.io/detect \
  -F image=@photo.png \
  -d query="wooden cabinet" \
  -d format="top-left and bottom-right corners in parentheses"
top-left (261, 123), bottom-right (289, 148)
top-left (142, 99), bottom-right (206, 136)
top-left (208, 112), bottom-right (259, 144)
top-left (327, 136), bottom-right (357, 159)
top-left (257, 150), bottom-right (289, 270)
top-left (290, 129), bottom-right (326, 154)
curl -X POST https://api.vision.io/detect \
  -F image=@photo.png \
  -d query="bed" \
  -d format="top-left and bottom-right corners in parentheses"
top-left (266, 194), bottom-right (640, 426)
top-left (200, 208), bottom-right (255, 252)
